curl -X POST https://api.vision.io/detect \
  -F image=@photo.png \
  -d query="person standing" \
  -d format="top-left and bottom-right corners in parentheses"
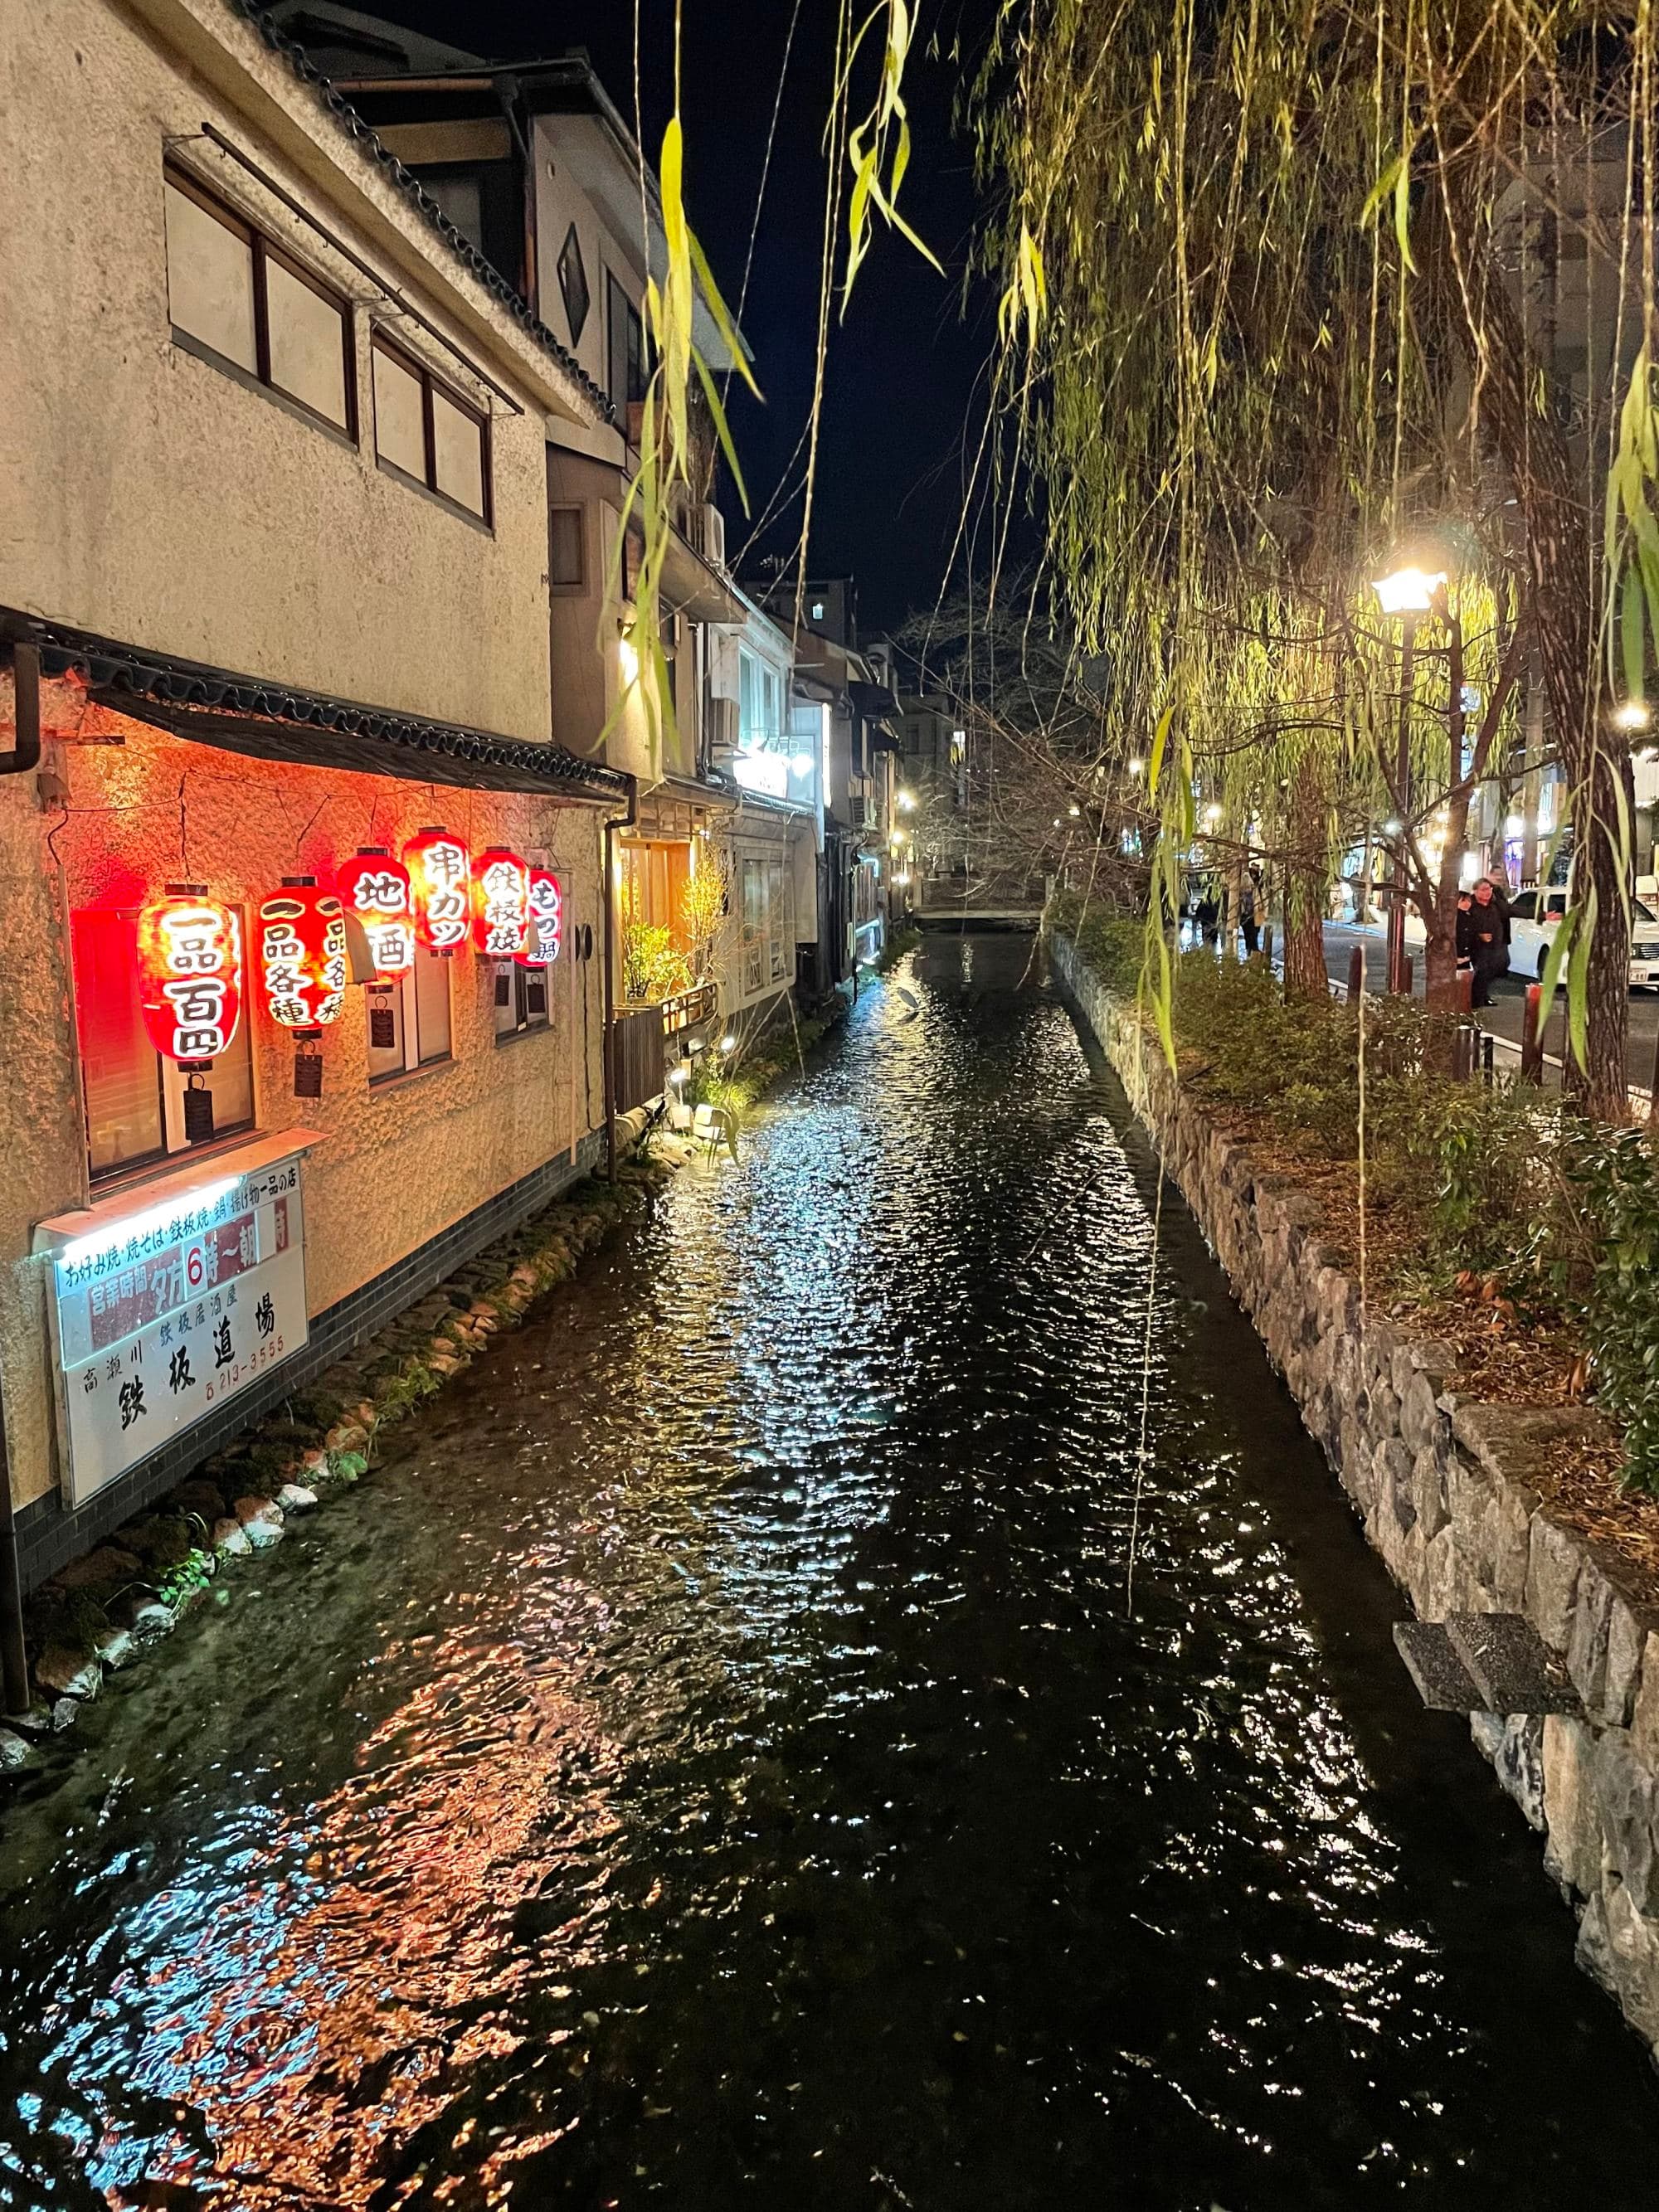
top-left (1238, 868), bottom-right (1262, 956)
top-left (1468, 875), bottom-right (1511, 1007)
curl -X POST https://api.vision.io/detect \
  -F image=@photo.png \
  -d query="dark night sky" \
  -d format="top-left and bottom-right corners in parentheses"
top-left (348, 0), bottom-right (1002, 636)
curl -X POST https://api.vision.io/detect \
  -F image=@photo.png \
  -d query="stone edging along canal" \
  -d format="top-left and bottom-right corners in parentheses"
top-left (1053, 926), bottom-right (1659, 2063)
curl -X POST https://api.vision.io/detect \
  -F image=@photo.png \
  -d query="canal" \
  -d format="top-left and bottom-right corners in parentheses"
top-left (2, 932), bottom-right (1657, 2210)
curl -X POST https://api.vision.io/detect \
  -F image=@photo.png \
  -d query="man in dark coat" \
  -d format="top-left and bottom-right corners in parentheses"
top-left (1468, 875), bottom-right (1511, 1007)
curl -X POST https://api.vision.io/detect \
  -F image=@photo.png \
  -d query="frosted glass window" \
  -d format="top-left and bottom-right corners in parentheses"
top-left (432, 386), bottom-right (486, 517)
top-left (374, 344), bottom-right (427, 479)
top-left (413, 948), bottom-right (451, 1062)
top-left (165, 180), bottom-right (256, 372)
top-left (265, 257), bottom-right (349, 427)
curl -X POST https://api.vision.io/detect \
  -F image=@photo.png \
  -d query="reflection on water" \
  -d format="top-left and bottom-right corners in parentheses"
top-left (3, 933), bottom-right (1657, 2210)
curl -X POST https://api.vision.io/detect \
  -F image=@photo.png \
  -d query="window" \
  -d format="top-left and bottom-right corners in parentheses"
top-left (741, 859), bottom-right (766, 996)
top-left (549, 503), bottom-right (586, 591)
top-left (738, 649), bottom-right (782, 748)
top-left (768, 860), bottom-right (789, 983)
top-left (607, 273), bottom-right (645, 410)
top-left (1511, 892), bottom-right (1536, 921)
top-left (557, 223), bottom-right (591, 344)
top-left (366, 948), bottom-right (452, 1082)
top-left (372, 334), bottom-right (491, 523)
top-left (424, 173), bottom-right (485, 251)
top-left (495, 960), bottom-right (552, 1039)
top-left (163, 168), bottom-right (353, 434)
top-left (72, 907), bottom-right (255, 1180)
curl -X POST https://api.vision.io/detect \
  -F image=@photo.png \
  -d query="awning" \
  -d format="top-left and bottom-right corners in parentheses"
top-left (4, 612), bottom-right (630, 802)
top-left (659, 529), bottom-right (747, 627)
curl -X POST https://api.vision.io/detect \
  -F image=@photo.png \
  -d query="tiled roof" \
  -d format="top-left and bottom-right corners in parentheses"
top-left (12, 614), bottom-right (630, 800)
top-left (221, 0), bottom-right (616, 423)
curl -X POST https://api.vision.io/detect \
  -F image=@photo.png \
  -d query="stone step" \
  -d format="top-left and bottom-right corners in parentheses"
top-left (1394, 1620), bottom-right (1486, 1709)
top-left (1443, 1611), bottom-right (1581, 1716)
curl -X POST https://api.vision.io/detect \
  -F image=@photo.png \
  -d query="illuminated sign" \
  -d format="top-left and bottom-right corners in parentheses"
top-left (733, 751), bottom-right (790, 800)
top-left (405, 827), bottom-right (471, 953)
top-left (44, 1150), bottom-right (311, 1506)
top-left (471, 847), bottom-right (530, 958)
top-left (136, 894), bottom-right (244, 1062)
top-left (518, 867), bottom-right (563, 966)
top-left (338, 849), bottom-right (415, 979)
top-left (257, 884), bottom-right (348, 1029)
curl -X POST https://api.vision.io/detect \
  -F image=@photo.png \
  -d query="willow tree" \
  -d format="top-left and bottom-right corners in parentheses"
top-left (978, 0), bottom-right (1656, 1119)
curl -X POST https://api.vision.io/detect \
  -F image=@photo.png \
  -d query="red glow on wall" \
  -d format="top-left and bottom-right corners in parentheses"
top-left (135, 893), bottom-right (244, 1062)
top-left (403, 828), bottom-right (472, 954)
top-left (338, 848), bottom-right (415, 979)
top-left (257, 882), bottom-right (348, 1030)
top-left (471, 847), bottom-right (531, 958)
top-left (518, 867), bottom-right (563, 966)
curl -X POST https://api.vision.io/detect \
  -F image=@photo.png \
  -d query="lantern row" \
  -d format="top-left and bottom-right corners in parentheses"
top-left (136, 835), bottom-right (562, 1064)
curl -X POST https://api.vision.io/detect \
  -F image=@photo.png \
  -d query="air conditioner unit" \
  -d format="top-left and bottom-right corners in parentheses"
top-left (698, 502), bottom-right (726, 570)
top-left (707, 695), bottom-right (740, 756)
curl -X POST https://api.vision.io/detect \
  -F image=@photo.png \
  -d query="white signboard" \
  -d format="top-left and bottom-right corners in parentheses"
top-left (45, 1154), bottom-right (311, 1506)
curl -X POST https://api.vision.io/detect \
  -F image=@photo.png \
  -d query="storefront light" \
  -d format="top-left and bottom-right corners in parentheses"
top-left (256, 880), bottom-right (348, 1031)
top-left (404, 828), bottom-right (472, 954)
top-left (471, 848), bottom-right (532, 958)
top-left (136, 888), bottom-right (244, 1063)
top-left (59, 1175), bottom-right (241, 1275)
top-left (338, 848), bottom-right (415, 980)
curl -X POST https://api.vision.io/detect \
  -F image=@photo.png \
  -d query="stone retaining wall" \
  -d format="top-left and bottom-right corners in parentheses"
top-left (1054, 929), bottom-right (1659, 2060)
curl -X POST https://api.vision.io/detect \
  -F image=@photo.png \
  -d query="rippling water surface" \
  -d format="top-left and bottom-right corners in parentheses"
top-left (4, 934), bottom-right (1658, 2210)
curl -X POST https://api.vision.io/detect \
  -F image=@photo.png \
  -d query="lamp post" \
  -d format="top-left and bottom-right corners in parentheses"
top-left (1372, 564), bottom-right (1447, 994)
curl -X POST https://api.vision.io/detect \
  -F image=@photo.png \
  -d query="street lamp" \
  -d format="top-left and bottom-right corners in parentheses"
top-left (1372, 562), bottom-right (1449, 993)
top-left (1614, 699), bottom-right (1652, 734)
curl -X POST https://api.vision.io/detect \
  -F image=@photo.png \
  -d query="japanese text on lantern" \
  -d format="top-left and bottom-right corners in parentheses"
top-left (137, 897), bottom-right (244, 1061)
top-left (257, 889), bottom-right (348, 1029)
top-left (405, 830), bottom-right (471, 953)
top-left (338, 851), bottom-right (415, 978)
top-left (519, 867), bottom-right (562, 966)
top-left (472, 848), bottom-right (530, 958)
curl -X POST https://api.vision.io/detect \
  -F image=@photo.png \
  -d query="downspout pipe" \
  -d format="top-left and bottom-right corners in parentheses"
top-left (0, 1396), bottom-right (28, 1719)
top-left (602, 775), bottom-right (639, 1184)
top-left (2, 641), bottom-right (42, 777)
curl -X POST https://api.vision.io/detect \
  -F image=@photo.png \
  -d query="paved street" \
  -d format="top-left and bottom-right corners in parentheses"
top-left (1321, 922), bottom-right (1659, 1095)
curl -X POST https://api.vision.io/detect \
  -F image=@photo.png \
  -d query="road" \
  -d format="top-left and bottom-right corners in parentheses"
top-left (1321, 921), bottom-right (1659, 1094)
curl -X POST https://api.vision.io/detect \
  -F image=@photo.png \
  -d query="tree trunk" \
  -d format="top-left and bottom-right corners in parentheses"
top-left (1282, 751), bottom-right (1331, 1000)
top-left (1425, 177), bottom-right (1629, 1119)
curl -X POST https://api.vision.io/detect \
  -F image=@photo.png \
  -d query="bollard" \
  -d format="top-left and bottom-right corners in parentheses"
top-left (1520, 984), bottom-right (1544, 1083)
top-left (1262, 923), bottom-right (1274, 968)
top-left (1456, 969), bottom-right (1473, 1016)
top-left (1347, 945), bottom-right (1365, 1002)
top-left (1400, 954), bottom-right (1413, 999)
top-left (1483, 1033), bottom-right (1495, 1086)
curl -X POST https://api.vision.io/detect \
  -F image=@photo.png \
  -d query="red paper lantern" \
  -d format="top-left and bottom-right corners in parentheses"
top-left (136, 888), bottom-right (244, 1062)
top-left (403, 827), bottom-right (472, 954)
top-left (518, 867), bottom-right (563, 967)
top-left (257, 880), bottom-right (348, 1031)
top-left (471, 846), bottom-right (531, 958)
top-left (338, 848), bottom-right (415, 979)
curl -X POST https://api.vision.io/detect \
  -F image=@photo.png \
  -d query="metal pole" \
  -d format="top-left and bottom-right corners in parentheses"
top-left (1387, 615), bottom-right (1418, 994)
top-left (1347, 945), bottom-right (1365, 1002)
top-left (0, 1393), bottom-right (30, 1719)
top-left (1521, 983), bottom-right (1545, 1083)
top-left (601, 777), bottom-right (639, 1186)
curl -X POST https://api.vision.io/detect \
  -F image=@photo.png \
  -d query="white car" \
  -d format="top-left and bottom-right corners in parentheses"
top-left (1508, 887), bottom-right (1659, 988)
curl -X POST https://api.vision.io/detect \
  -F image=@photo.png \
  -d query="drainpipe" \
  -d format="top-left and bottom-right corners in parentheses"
top-left (0, 1393), bottom-right (27, 1719)
top-left (602, 775), bottom-right (639, 1184)
top-left (1, 641), bottom-right (42, 777)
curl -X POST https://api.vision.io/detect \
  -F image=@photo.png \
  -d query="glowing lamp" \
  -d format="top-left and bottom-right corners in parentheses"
top-left (136, 887), bottom-right (244, 1063)
top-left (404, 827), bottom-right (472, 954)
top-left (1372, 566), bottom-right (1446, 615)
top-left (518, 867), bottom-right (563, 967)
top-left (471, 847), bottom-right (531, 958)
top-left (338, 848), bottom-right (415, 979)
top-left (257, 880), bottom-right (348, 1032)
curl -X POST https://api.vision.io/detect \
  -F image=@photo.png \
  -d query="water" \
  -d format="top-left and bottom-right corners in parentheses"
top-left (2, 933), bottom-right (1657, 2210)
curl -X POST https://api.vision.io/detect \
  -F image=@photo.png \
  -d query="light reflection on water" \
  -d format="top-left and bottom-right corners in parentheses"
top-left (2, 932), bottom-right (1658, 2209)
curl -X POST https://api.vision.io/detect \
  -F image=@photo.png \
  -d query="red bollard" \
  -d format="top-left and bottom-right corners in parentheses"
top-left (1520, 983), bottom-right (1544, 1084)
top-left (1347, 945), bottom-right (1365, 1002)
top-left (1456, 969), bottom-right (1474, 1017)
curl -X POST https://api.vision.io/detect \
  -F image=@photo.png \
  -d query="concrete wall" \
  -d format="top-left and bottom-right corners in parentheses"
top-left (1055, 928), bottom-right (1659, 2064)
top-left (0, 0), bottom-right (579, 742)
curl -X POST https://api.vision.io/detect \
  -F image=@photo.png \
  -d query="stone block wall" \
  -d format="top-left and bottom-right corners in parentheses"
top-left (1054, 930), bottom-right (1659, 2060)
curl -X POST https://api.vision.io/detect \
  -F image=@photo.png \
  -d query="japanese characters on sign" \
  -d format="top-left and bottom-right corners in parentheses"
top-left (470, 847), bottom-right (531, 959)
top-left (257, 885), bottom-right (348, 1030)
top-left (404, 828), bottom-right (472, 954)
top-left (48, 1157), bottom-right (309, 1506)
top-left (136, 894), bottom-right (244, 1062)
top-left (518, 868), bottom-right (563, 968)
top-left (338, 849), bottom-right (416, 980)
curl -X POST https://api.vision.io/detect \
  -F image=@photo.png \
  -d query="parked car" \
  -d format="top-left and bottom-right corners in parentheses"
top-left (1508, 886), bottom-right (1659, 988)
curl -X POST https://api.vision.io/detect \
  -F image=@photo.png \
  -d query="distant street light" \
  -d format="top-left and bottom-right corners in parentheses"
top-left (1614, 699), bottom-right (1652, 734)
top-left (1128, 756), bottom-right (1146, 776)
